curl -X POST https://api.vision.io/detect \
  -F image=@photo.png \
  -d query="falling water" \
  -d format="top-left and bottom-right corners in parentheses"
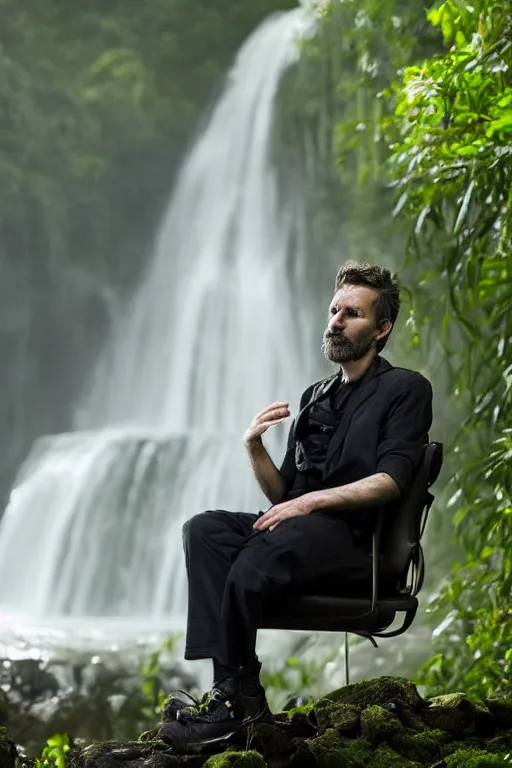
top-left (0, 9), bottom-right (320, 621)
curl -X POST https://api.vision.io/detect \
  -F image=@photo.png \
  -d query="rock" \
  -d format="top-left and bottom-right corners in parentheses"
top-left (314, 701), bottom-right (360, 735)
top-left (68, 739), bottom-right (206, 768)
top-left (485, 699), bottom-right (512, 729)
top-left (486, 734), bottom-right (512, 754)
top-left (247, 723), bottom-right (293, 757)
top-left (65, 678), bottom-right (512, 768)
top-left (203, 751), bottom-right (265, 768)
top-left (444, 746), bottom-right (512, 767)
top-left (366, 744), bottom-right (421, 767)
top-left (360, 706), bottom-right (404, 744)
top-left (325, 677), bottom-right (424, 712)
top-left (339, 738), bottom-right (373, 766)
top-left (0, 726), bottom-right (18, 768)
top-left (306, 728), bottom-right (353, 768)
top-left (423, 693), bottom-right (492, 737)
top-left (389, 728), bottom-right (452, 764)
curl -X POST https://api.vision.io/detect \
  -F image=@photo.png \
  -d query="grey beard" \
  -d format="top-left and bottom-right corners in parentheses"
top-left (322, 332), bottom-right (375, 364)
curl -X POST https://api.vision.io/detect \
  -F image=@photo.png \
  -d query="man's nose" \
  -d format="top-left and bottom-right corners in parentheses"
top-left (328, 310), bottom-right (346, 331)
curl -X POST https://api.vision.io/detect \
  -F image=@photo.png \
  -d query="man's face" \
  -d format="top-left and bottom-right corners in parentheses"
top-left (322, 284), bottom-right (385, 364)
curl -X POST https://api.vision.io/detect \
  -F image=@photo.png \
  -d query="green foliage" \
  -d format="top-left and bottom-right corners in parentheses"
top-left (139, 635), bottom-right (178, 722)
top-left (386, 0), bottom-right (512, 698)
top-left (261, 655), bottom-right (319, 710)
top-left (290, 0), bottom-right (511, 700)
top-left (35, 734), bottom-right (70, 768)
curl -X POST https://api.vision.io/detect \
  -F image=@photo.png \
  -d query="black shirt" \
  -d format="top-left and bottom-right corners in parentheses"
top-left (287, 376), bottom-right (355, 499)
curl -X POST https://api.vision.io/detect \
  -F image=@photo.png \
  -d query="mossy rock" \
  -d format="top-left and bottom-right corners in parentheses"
top-left (388, 728), bottom-right (452, 764)
top-left (366, 743), bottom-right (421, 768)
top-left (340, 738), bottom-right (374, 766)
top-left (439, 737), bottom-right (486, 759)
top-left (247, 723), bottom-right (293, 757)
top-left (485, 699), bottom-right (512, 729)
top-left (486, 733), bottom-right (512, 754)
top-left (445, 747), bottom-right (512, 768)
top-left (360, 706), bottom-right (405, 745)
top-left (203, 751), bottom-right (264, 768)
top-left (423, 693), bottom-right (492, 737)
top-left (325, 677), bottom-right (424, 713)
top-left (314, 701), bottom-right (360, 736)
top-left (69, 740), bottom-right (195, 768)
top-left (306, 728), bottom-right (355, 768)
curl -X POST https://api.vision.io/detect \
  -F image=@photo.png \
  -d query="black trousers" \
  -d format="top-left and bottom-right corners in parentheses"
top-left (182, 509), bottom-right (372, 667)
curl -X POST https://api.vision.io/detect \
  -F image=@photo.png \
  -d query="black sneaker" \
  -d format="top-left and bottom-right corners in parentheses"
top-left (159, 679), bottom-right (271, 751)
top-left (163, 690), bottom-right (201, 721)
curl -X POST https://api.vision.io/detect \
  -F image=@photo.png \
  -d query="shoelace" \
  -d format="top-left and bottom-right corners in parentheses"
top-left (177, 687), bottom-right (235, 723)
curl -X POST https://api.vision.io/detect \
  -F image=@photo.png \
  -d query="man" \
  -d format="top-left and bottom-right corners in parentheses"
top-left (160, 262), bottom-right (433, 750)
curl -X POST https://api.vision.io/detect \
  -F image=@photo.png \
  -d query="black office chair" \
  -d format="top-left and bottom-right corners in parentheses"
top-left (260, 441), bottom-right (444, 684)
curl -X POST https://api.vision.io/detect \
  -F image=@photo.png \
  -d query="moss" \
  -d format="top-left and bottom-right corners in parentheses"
top-left (486, 734), bottom-right (512, 754)
top-left (440, 738), bottom-right (487, 759)
top-left (387, 728), bottom-right (452, 764)
top-left (325, 677), bottom-right (424, 712)
top-left (366, 744), bottom-right (421, 768)
top-left (340, 738), bottom-right (374, 766)
top-left (445, 747), bottom-right (512, 768)
top-left (411, 728), bottom-right (452, 750)
top-left (360, 706), bottom-right (404, 745)
top-left (203, 752), bottom-right (264, 768)
top-left (314, 701), bottom-right (360, 735)
top-left (307, 728), bottom-right (355, 768)
top-left (0, 726), bottom-right (18, 768)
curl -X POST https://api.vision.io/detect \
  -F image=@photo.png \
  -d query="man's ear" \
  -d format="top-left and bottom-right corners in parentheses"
top-left (376, 320), bottom-right (392, 343)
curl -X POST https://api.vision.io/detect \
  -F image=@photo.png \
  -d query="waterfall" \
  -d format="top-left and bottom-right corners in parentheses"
top-left (0, 9), bottom-right (321, 621)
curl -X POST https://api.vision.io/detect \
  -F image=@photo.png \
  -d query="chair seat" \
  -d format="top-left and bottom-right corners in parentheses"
top-left (260, 593), bottom-right (418, 632)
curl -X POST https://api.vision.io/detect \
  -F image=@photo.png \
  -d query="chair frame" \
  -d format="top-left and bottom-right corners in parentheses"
top-left (261, 441), bottom-right (443, 685)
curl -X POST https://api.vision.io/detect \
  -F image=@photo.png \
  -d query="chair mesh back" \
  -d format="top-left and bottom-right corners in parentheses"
top-left (380, 442), bottom-right (443, 582)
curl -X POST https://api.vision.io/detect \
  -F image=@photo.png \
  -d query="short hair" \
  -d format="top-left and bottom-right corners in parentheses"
top-left (334, 261), bottom-right (401, 352)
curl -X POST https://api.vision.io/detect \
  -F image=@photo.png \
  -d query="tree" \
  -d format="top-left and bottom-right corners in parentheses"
top-left (387, 0), bottom-right (512, 697)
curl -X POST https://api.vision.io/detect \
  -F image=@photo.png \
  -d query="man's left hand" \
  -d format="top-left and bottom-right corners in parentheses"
top-left (253, 495), bottom-right (315, 532)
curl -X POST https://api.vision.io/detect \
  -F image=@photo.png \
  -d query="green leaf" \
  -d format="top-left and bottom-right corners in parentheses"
top-left (453, 179), bottom-right (475, 234)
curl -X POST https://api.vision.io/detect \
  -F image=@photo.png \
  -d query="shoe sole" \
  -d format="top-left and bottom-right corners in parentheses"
top-left (188, 707), bottom-right (272, 749)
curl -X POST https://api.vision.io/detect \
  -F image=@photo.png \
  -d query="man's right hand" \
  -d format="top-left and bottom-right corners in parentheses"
top-left (243, 402), bottom-right (290, 446)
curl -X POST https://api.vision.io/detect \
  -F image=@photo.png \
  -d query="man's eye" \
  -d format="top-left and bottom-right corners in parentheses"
top-left (330, 307), bottom-right (337, 315)
top-left (347, 309), bottom-right (359, 317)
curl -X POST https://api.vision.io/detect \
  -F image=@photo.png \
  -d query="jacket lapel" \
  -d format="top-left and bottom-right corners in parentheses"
top-left (323, 357), bottom-right (391, 478)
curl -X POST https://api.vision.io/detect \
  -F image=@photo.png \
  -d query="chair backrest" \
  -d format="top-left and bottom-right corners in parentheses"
top-left (379, 442), bottom-right (443, 589)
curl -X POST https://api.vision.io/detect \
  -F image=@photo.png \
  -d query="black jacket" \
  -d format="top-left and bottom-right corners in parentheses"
top-left (279, 356), bottom-right (433, 538)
